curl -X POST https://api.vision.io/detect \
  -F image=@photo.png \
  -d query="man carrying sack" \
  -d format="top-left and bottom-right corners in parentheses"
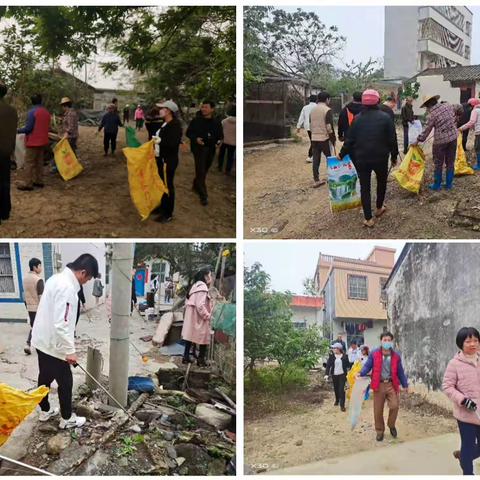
top-left (357, 331), bottom-right (409, 442)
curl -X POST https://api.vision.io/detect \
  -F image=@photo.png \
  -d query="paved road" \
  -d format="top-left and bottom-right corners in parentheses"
top-left (267, 433), bottom-right (475, 475)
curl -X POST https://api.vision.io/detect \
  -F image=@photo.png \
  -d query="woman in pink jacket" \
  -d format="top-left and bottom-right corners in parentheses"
top-left (134, 105), bottom-right (145, 131)
top-left (181, 266), bottom-right (213, 367)
top-left (443, 327), bottom-right (480, 475)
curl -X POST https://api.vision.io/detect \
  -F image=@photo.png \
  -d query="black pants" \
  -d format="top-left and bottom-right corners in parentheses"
top-left (157, 157), bottom-right (178, 217)
top-left (458, 420), bottom-right (480, 475)
top-left (307, 131), bottom-right (313, 158)
top-left (0, 155), bottom-right (11, 221)
top-left (123, 114), bottom-right (129, 123)
top-left (403, 125), bottom-right (409, 154)
top-left (26, 311), bottom-right (36, 346)
top-left (104, 132), bottom-right (117, 154)
top-left (312, 140), bottom-right (332, 182)
top-left (37, 349), bottom-right (73, 420)
top-left (183, 341), bottom-right (207, 361)
top-left (462, 129), bottom-right (469, 152)
top-left (218, 144), bottom-right (236, 173)
top-left (356, 160), bottom-right (389, 221)
top-left (193, 146), bottom-right (216, 201)
top-left (332, 374), bottom-right (346, 408)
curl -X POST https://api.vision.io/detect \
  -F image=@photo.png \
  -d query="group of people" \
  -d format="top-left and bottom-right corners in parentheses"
top-left (297, 88), bottom-right (480, 229)
top-left (324, 331), bottom-right (409, 442)
top-left (17, 254), bottom-right (214, 433)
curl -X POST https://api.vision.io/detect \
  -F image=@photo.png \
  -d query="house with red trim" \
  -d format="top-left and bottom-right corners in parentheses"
top-left (316, 247), bottom-right (396, 347)
top-left (290, 295), bottom-right (323, 330)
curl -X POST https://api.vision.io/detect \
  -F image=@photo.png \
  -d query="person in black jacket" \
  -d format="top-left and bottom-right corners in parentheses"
top-left (152, 101), bottom-right (183, 222)
top-left (98, 104), bottom-right (124, 157)
top-left (458, 102), bottom-right (475, 152)
top-left (338, 89), bottom-right (398, 228)
top-left (338, 92), bottom-right (363, 142)
top-left (324, 343), bottom-right (350, 412)
top-left (186, 100), bottom-right (223, 206)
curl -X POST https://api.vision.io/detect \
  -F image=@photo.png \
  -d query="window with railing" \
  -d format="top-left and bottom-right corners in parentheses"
top-left (0, 244), bottom-right (15, 293)
top-left (466, 21), bottom-right (472, 37)
top-left (465, 45), bottom-right (471, 60)
top-left (431, 6), bottom-right (465, 31)
top-left (419, 18), bottom-right (464, 55)
top-left (152, 262), bottom-right (167, 283)
top-left (348, 275), bottom-right (368, 300)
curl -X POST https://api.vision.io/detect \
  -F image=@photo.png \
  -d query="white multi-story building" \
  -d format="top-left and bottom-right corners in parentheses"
top-left (384, 6), bottom-right (473, 79)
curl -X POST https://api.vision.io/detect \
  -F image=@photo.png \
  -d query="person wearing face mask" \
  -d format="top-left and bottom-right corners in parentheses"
top-left (324, 343), bottom-right (350, 412)
top-left (443, 327), bottom-right (480, 475)
top-left (357, 331), bottom-right (409, 441)
top-left (31, 254), bottom-right (99, 430)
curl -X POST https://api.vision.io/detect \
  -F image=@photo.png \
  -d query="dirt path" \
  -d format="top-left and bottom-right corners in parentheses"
top-left (244, 388), bottom-right (456, 474)
top-left (4, 124), bottom-right (235, 238)
top-left (244, 129), bottom-right (480, 239)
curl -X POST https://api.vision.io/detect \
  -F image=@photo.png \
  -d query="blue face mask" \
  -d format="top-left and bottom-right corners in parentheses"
top-left (382, 341), bottom-right (393, 350)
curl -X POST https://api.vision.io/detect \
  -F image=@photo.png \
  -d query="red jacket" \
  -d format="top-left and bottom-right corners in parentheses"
top-left (19, 105), bottom-right (51, 147)
top-left (359, 347), bottom-right (408, 392)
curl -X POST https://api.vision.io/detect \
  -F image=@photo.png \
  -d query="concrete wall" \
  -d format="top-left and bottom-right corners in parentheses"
top-left (291, 306), bottom-right (321, 328)
top-left (384, 6), bottom-right (420, 78)
top-left (58, 243), bottom-right (107, 309)
top-left (413, 74), bottom-right (461, 115)
top-left (387, 243), bottom-right (480, 392)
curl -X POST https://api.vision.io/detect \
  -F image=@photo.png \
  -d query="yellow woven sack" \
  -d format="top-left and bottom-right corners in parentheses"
top-left (53, 138), bottom-right (83, 181)
top-left (0, 383), bottom-right (49, 446)
top-left (455, 134), bottom-right (474, 176)
top-left (346, 360), bottom-right (362, 400)
top-left (122, 140), bottom-right (169, 220)
top-left (391, 145), bottom-right (426, 194)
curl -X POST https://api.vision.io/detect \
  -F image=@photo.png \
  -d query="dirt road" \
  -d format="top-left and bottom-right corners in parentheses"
top-left (244, 388), bottom-right (457, 474)
top-left (4, 124), bottom-right (235, 238)
top-left (244, 129), bottom-right (480, 239)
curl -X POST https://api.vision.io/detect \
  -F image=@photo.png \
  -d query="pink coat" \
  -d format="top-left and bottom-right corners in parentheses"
top-left (181, 282), bottom-right (212, 345)
top-left (443, 351), bottom-right (480, 425)
top-left (134, 108), bottom-right (144, 120)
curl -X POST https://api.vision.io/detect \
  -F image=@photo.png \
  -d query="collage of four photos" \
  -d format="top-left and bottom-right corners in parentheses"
top-left (2, 2), bottom-right (480, 478)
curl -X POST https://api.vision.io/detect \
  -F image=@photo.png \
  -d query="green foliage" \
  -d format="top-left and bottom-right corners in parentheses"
top-left (132, 434), bottom-right (145, 443)
top-left (1, 6), bottom-right (235, 107)
top-left (244, 263), bottom-right (329, 386)
top-left (398, 82), bottom-right (420, 101)
top-left (244, 365), bottom-right (309, 391)
top-left (302, 277), bottom-right (317, 296)
top-left (134, 243), bottom-right (236, 285)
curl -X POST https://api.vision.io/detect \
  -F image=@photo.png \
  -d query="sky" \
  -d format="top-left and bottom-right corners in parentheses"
top-left (282, 6), bottom-right (480, 66)
top-left (244, 241), bottom-right (406, 294)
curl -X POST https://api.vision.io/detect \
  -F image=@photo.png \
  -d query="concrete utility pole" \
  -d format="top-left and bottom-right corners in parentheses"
top-left (109, 243), bottom-right (135, 408)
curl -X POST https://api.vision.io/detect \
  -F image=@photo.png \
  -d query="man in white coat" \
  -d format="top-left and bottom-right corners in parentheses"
top-left (297, 94), bottom-right (318, 163)
top-left (32, 253), bottom-right (99, 429)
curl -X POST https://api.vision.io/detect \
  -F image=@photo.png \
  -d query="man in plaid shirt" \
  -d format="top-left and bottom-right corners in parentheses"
top-left (412, 94), bottom-right (463, 190)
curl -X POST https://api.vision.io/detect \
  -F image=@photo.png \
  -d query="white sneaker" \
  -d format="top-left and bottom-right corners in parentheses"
top-left (306, 157), bottom-right (313, 163)
top-left (39, 407), bottom-right (60, 422)
top-left (59, 413), bottom-right (87, 430)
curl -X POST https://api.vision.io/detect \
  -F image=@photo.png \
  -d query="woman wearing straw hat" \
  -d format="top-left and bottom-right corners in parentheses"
top-left (411, 94), bottom-right (463, 190)
top-left (337, 89), bottom-right (398, 228)
top-left (60, 97), bottom-right (79, 154)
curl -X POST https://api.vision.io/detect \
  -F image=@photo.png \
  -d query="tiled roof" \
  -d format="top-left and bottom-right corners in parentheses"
top-left (291, 296), bottom-right (324, 308)
top-left (413, 65), bottom-right (480, 82)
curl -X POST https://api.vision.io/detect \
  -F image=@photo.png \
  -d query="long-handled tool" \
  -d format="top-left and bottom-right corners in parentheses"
top-left (73, 362), bottom-right (139, 423)
top-left (129, 340), bottom-right (148, 363)
top-left (0, 454), bottom-right (55, 476)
